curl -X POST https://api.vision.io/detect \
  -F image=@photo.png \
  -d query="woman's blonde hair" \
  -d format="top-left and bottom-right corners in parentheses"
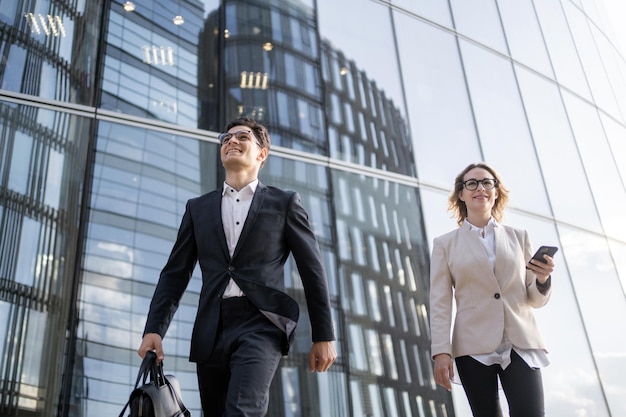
top-left (448, 162), bottom-right (509, 226)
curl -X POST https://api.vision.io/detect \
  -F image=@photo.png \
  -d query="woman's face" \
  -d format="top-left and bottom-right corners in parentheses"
top-left (459, 167), bottom-right (499, 218)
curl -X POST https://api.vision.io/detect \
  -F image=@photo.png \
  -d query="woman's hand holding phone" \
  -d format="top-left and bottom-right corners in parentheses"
top-left (527, 245), bottom-right (557, 283)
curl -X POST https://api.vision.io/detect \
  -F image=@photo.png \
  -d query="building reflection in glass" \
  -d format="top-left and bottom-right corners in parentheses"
top-left (1, 0), bottom-right (624, 416)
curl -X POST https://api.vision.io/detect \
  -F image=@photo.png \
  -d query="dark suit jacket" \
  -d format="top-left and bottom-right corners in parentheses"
top-left (143, 182), bottom-right (335, 363)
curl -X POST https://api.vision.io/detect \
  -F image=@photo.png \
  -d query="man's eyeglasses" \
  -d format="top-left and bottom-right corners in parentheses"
top-left (218, 130), bottom-right (261, 147)
top-left (462, 178), bottom-right (497, 191)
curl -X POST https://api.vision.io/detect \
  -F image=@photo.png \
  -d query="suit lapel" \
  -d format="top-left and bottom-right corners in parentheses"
top-left (459, 223), bottom-right (496, 280)
top-left (231, 182), bottom-right (267, 260)
top-left (204, 190), bottom-right (230, 260)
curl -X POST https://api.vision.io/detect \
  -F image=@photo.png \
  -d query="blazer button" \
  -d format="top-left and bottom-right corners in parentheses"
top-left (228, 266), bottom-right (234, 272)
top-left (494, 293), bottom-right (501, 299)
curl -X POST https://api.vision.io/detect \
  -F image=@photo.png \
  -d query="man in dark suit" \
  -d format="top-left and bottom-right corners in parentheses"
top-left (137, 118), bottom-right (336, 417)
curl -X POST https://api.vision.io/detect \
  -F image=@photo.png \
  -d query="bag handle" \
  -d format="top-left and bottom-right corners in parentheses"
top-left (118, 351), bottom-right (162, 417)
top-left (149, 356), bottom-right (190, 415)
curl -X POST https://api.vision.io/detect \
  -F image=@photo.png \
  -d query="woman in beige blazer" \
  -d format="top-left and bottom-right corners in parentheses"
top-left (430, 163), bottom-right (555, 417)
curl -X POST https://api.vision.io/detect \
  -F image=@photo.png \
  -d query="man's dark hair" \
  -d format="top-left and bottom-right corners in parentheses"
top-left (225, 118), bottom-right (271, 151)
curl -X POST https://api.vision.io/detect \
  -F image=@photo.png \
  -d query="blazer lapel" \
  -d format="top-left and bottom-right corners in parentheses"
top-left (231, 182), bottom-right (267, 260)
top-left (459, 223), bottom-right (496, 280)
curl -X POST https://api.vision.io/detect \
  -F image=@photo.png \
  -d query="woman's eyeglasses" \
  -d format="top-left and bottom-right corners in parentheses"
top-left (462, 178), bottom-right (497, 191)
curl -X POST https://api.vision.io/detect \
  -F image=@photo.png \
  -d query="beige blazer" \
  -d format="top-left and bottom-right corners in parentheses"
top-left (429, 222), bottom-right (550, 359)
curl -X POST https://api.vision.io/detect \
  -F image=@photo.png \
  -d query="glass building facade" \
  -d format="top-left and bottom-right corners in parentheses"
top-left (0, 0), bottom-right (624, 416)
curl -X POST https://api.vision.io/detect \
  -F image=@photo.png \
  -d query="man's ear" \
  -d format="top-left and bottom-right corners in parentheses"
top-left (257, 147), bottom-right (268, 162)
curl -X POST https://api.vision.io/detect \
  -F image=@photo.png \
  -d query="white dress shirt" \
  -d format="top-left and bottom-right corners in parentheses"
top-left (221, 179), bottom-right (257, 298)
top-left (465, 218), bottom-right (549, 370)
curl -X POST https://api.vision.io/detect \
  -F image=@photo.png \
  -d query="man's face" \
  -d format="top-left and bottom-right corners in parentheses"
top-left (219, 126), bottom-right (267, 171)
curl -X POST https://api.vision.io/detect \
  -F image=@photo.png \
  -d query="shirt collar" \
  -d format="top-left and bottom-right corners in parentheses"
top-left (222, 179), bottom-right (259, 196)
top-left (464, 217), bottom-right (499, 231)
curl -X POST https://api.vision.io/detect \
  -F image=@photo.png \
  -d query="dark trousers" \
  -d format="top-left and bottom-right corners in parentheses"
top-left (455, 350), bottom-right (545, 417)
top-left (197, 297), bottom-right (283, 417)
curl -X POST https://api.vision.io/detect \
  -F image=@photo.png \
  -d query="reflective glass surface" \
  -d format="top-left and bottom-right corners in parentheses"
top-left (498, 0), bottom-right (553, 77)
top-left (391, 0), bottom-right (453, 28)
top-left (459, 39), bottom-right (552, 214)
top-left (562, 2), bottom-right (621, 119)
top-left (533, 0), bottom-right (592, 100)
top-left (394, 12), bottom-right (481, 185)
top-left (331, 170), bottom-right (453, 415)
top-left (0, 99), bottom-right (92, 415)
top-left (79, 120), bottom-right (207, 415)
top-left (449, 0), bottom-right (507, 53)
top-left (1, 0), bottom-right (625, 416)
top-left (0, 1), bottom-right (102, 104)
top-left (563, 90), bottom-right (626, 241)
top-left (515, 65), bottom-right (602, 232)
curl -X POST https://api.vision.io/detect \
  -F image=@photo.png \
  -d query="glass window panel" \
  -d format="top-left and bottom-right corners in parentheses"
top-left (399, 339), bottom-right (411, 384)
top-left (533, 0), bottom-right (592, 99)
top-left (15, 218), bottom-right (39, 286)
top-left (317, 0), bottom-right (405, 114)
top-left (383, 387), bottom-right (399, 417)
top-left (349, 380), bottom-right (365, 417)
top-left (408, 298), bottom-right (422, 338)
top-left (394, 13), bottom-right (481, 186)
top-left (349, 324), bottom-right (367, 371)
top-left (100, 2), bottom-right (210, 128)
top-left (1, 1), bottom-right (98, 103)
top-left (562, 2), bottom-right (621, 119)
top-left (350, 272), bottom-right (366, 316)
top-left (382, 334), bottom-right (398, 380)
top-left (281, 367), bottom-right (300, 417)
top-left (592, 27), bottom-right (626, 123)
top-left (497, 0), bottom-right (553, 76)
top-left (459, 39), bottom-right (552, 215)
top-left (396, 292), bottom-right (408, 332)
top-left (607, 240), bottom-right (626, 299)
top-left (555, 225), bottom-right (623, 416)
top-left (563, 91), bottom-right (626, 241)
top-left (43, 149), bottom-right (64, 209)
top-left (368, 384), bottom-right (385, 417)
top-left (8, 132), bottom-right (32, 194)
top-left (413, 345), bottom-right (428, 389)
top-left (515, 65), bottom-right (602, 232)
top-left (367, 280), bottom-right (382, 322)
top-left (365, 329), bottom-right (384, 376)
top-left (367, 235), bottom-right (381, 273)
top-left (21, 311), bottom-right (45, 386)
top-left (391, 0), bottom-right (453, 27)
top-left (394, 249), bottom-right (405, 286)
top-left (600, 113), bottom-right (626, 185)
top-left (502, 211), bottom-right (612, 416)
top-left (449, 0), bottom-right (507, 53)
top-left (350, 226), bottom-right (366, 266)
top-left (383, 286), bottom-right (396, 327)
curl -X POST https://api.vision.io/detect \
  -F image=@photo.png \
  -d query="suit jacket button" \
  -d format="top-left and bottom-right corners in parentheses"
top-left (494, 293), bottom-right (501, 299)
top-left (228, 266), bottom-right (234, 272)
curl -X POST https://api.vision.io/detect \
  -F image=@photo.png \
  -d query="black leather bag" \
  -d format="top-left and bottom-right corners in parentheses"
top-left (119, 351), bottom-right (191, 417)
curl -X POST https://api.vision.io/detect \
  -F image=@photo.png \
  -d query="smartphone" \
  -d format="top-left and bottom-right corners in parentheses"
top-left (529, 245), bottom-right (558, 264)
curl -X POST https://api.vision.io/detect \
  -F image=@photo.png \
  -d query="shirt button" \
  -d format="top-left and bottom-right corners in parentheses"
top-left (494, 293), bottom-right (501, 299)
